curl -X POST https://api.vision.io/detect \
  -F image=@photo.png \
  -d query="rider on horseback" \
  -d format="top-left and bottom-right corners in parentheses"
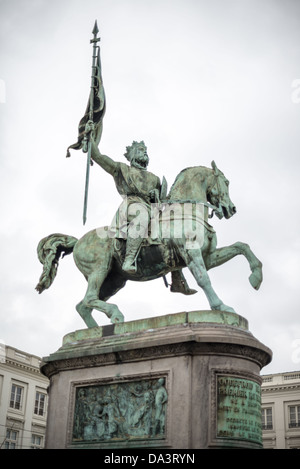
top-left (90, 138), bottom-right (196, 295)
top-left (92, 139), bottom-right (158, 273)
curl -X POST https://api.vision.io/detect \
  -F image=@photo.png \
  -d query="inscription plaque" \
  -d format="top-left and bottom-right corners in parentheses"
top-left (72, 377), bottom-right (167, 444)
top-left (217, 376), bottom-right (262, 445)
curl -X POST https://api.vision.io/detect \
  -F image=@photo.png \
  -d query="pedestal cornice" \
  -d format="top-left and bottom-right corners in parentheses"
top-left (41, 310), bottom-right (272, 378)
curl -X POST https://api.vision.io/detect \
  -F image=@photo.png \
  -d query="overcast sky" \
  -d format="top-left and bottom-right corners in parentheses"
top-left (1, 0), bottom-right (300, 375)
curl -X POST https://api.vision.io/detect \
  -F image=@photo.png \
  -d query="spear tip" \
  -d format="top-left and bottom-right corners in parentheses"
top-left (92, 20), bottom-right (99, 36)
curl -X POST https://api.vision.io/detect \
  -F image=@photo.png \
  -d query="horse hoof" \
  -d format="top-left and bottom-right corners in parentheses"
top-left (215, 304), bottom-right (236, 314)
top-left (249, 270), bottom-right (262, 290)
top-left (111, 311), bottom-right (124, 324)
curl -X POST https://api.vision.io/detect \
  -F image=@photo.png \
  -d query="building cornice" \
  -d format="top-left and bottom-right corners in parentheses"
top-left (262, 383), bottom-right (300, 393)
top-left (3, 358), bottom-right (47, 381)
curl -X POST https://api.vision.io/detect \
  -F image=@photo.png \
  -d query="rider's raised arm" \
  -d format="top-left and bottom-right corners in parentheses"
top-left (91, 139), bottom-right (117, 176)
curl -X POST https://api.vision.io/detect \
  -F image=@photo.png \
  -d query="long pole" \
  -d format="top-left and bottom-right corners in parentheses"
top-left (83, 20), bottom-right (100, 225)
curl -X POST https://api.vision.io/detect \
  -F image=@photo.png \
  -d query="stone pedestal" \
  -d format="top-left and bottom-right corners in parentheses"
top-left (41, 310), bottom-right (272, 449)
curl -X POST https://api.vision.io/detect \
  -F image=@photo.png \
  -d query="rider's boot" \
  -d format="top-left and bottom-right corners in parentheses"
top-left (122, 236), bottom-right (143, 274)
top-left (170, 269), bottom-right (197, 295)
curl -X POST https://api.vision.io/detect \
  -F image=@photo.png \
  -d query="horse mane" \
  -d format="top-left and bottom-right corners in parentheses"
top-left (168, 165), bottom-right (210, 199)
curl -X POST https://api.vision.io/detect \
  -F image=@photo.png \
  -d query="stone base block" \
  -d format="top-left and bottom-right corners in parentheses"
top-left (41, 310), bottom-right (272, 449)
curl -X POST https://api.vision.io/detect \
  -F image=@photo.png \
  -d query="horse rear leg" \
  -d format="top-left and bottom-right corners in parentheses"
top-left (76, 301), bottom-right (97, 328)
top-left (77, 270), bottom-right (124, 328)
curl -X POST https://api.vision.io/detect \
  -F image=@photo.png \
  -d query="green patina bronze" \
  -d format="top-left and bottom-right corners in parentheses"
top-left (62, 310), bottom-right (249, 347)
top-left (35, 156), bottom-right (262, 328)
top-left (217, 376), bottom-right (262, 445)
top-left (35, 23), bottom-right (263, 328)
top-left (72, 377), bottom-right (167, 444)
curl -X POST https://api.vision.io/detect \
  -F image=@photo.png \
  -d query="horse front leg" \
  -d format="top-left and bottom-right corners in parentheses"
top-left (205, 241), bottom-right (263, 290)
top-left (179, 247), bottom-right (236, 313)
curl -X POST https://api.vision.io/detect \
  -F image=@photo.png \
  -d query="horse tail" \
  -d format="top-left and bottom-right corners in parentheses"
top-left (35, 233), bottom-right (78, 294)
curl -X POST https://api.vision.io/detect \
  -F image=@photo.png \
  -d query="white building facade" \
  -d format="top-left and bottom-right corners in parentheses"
top-left (261, 371), bottom-right (300, 449)
top-left (0, 344), bottom-right (49, 449)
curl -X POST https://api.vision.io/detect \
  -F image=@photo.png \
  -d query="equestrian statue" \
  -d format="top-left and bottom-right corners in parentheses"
top-left (35, 23), bottom-right (263, 328)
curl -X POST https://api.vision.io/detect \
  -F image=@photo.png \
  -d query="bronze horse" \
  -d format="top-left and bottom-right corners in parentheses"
top-left (36, 161), bottom-right (262, 328)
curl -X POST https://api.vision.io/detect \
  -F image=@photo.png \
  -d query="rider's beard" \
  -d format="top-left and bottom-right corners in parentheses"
top-left (131, 156), bottom-right (148, 170)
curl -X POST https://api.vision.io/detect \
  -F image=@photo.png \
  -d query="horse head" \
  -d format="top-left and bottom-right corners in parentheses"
top-left (208, 161), bottom-right (236, 219)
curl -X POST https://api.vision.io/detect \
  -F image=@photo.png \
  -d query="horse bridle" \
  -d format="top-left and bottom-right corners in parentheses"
top-left (161, 165), bottom-right (224, 219)
top-left (207, 168), bottom-right (224, 219)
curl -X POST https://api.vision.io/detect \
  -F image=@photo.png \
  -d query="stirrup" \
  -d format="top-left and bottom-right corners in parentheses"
top-left (122, 258), bottom-right (137, 274)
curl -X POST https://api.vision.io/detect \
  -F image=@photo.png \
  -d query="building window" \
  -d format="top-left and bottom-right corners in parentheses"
top-left (9, 384), bottom-right (23, 410)
top-left (4, 429), bottom-right (18, 449)
top-left (262, 407), bottom-right (273, 430)
top-left (289, 405), bottom-right (300, 428)
top-left (34, 391), bottom-right (46, 416)
top-left (31, 434), bottom-right (43, 449)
